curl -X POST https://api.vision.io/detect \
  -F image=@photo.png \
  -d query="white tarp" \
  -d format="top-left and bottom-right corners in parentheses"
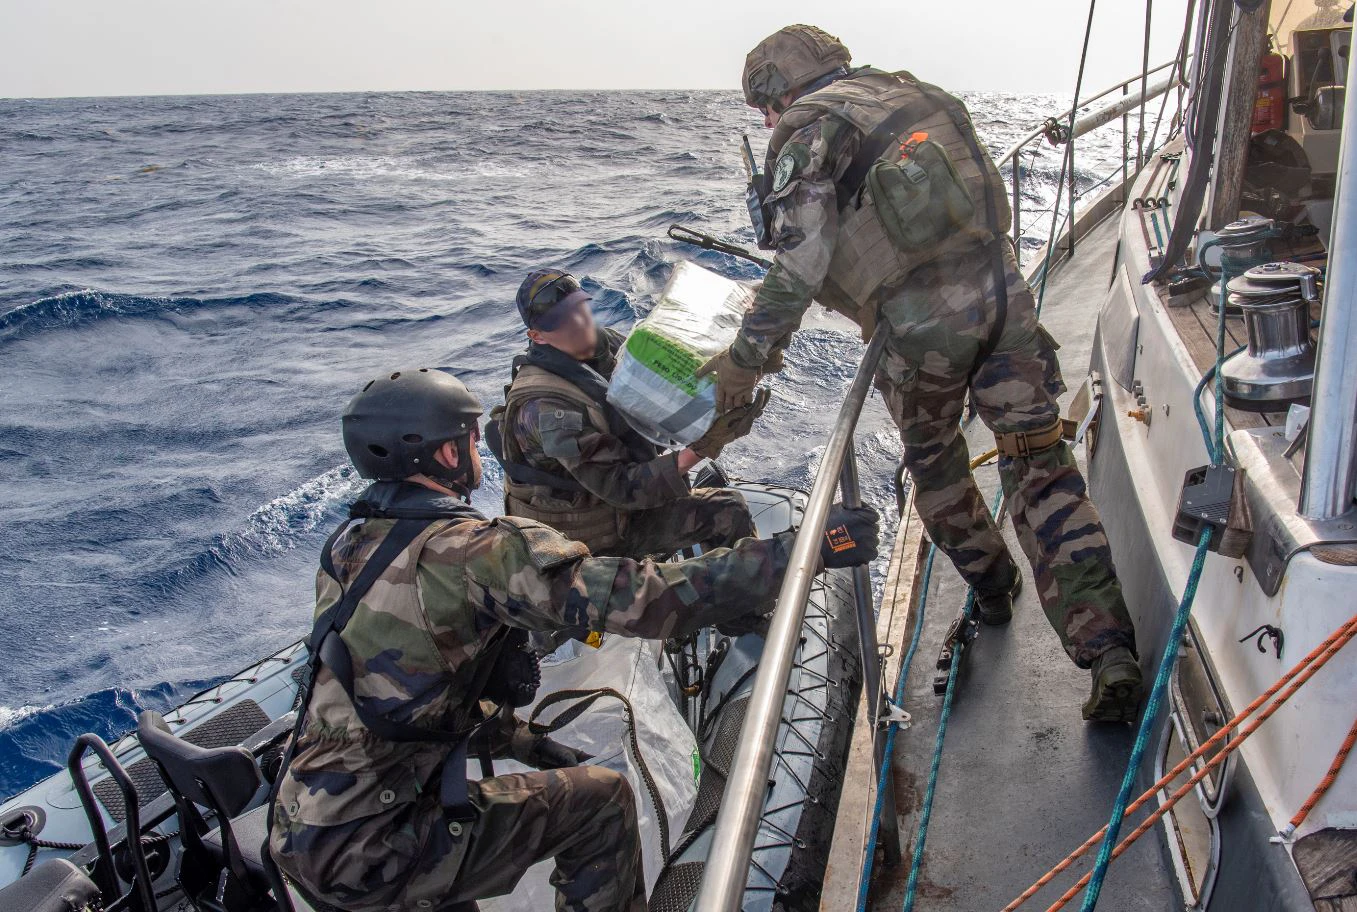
top-left (479, 635), bottom-right (698, 910)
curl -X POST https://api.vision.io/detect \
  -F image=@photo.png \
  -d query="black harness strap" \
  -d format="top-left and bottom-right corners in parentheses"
top-left (484, 417), bottom-right (587, 494)
top-left (835, 95), bottom-right (940, 211)
top-left (527, 687), bottom-right (671, 860)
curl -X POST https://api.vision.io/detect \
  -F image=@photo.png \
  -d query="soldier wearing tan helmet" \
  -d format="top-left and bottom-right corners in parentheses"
top-left (698, 25), bottom-right (1143, 721)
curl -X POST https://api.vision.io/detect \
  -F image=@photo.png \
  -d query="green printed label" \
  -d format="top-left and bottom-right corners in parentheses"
top-left (692, 747), bottom-right (702, 784)
top-left (625, 327), bottom-right (709, 397)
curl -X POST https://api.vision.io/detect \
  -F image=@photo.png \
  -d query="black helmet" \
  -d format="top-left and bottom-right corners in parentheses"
top-left (343, 368), bottom-right (484, 489)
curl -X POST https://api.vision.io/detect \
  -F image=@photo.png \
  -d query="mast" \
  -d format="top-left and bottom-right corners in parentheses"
top-left (1299, 30), bottom-right (1357, 520)
top-left (1207, 0), bottom-right (1271, 227)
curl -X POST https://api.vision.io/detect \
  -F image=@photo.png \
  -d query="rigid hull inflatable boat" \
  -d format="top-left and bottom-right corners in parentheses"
top-left (0, 480), bottom-right (862, 912)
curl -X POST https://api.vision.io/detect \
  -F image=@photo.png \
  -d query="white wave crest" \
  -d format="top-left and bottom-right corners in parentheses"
top-left (224, 464), bottom-right (366, 558)
top-left (0, 703), bottom-right (54, 731)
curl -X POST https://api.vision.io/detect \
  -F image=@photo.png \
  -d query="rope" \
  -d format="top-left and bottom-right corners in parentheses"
top-left (1076, 526), bottom-right (1211, 910)
top-left (1280, 711), bottom-right (1357, 840)
top-left (902, 588), bottom-right (975, 912)
top-left (1003, 611), bottom-right (1357, 909)
top-left (856, 544), bottom-right (936, 911)
top-left (1138, 0), bottom-right (1153, 169)
top-left (1039, 614), bottom-right (1357, 911)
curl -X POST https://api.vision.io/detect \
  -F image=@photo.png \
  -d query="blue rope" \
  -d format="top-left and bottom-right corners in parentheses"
top-left (1081, 249), bottom-right (1232, 911)
top-left (856, 545), bottom-right (937, 911)
top-left (1078, 526), bottom-right (1211, 909)
top-left (903, 587), bottom-right (976, 912)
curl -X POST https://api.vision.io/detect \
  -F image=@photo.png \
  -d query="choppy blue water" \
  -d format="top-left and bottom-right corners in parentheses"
top-left (0, 89), bottom-right (1120, 797)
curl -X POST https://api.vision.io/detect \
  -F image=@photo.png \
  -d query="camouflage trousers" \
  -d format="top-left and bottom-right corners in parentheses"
top-left (280, 765), bottom-right (646, 912)
top-left (874, 242), bottom-right (1135, 667)
top-left (599, 487), bottom-right (755, 561)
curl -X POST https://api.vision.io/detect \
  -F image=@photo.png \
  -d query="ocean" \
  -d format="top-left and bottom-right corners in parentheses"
top-left (0, 88), bottom-right (1122, 797)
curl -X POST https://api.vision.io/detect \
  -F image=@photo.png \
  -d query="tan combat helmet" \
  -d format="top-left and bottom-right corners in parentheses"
top-left (742, 24), bottom-right (852, 110)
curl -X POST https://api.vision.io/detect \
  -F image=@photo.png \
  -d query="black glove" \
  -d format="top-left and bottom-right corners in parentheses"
top-left (819, 502), bottom-right (881, 568)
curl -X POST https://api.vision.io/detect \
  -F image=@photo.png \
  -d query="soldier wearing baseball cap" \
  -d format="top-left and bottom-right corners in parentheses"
top-left (486, 267), bottom-right (768, 559)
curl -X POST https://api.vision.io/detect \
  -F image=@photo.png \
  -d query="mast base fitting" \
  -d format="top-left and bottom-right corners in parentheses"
top-left (1172, 464), bottom-right (1252, 558)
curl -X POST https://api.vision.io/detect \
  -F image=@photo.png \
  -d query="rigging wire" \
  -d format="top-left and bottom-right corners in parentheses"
top-left (1138, 0), bottom-right (1154, 168)
top-left (1037, 0), bottom-right (1099, 310)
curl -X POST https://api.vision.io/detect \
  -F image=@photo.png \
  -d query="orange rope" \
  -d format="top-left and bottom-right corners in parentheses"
top-left (1281, 712), bottom-right (1357, 838)
top-left (1000, 612), bottom-right (1357, 912)
top-left (1034, 617), bottom-right (1357, 912)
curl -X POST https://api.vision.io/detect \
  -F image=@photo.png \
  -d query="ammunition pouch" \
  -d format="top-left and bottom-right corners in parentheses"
top-left (866, 140), bottom-right (975, 253)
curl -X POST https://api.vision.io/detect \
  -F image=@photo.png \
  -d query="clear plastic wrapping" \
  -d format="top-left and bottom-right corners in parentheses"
top-left (607, 262), bottom-right (754, 447)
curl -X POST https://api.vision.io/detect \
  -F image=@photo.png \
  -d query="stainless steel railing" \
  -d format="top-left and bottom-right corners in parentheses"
top-left (1300, 40), bottom-right (1357, 520)
top-left (695, 326), bottom-right (890, 910)
top-left (999, 58), bottom-right (1182, 260)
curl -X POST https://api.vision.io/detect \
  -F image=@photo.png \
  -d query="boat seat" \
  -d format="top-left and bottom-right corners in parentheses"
top-left (137, 710), bottom-right (290, 912)
top-left (203, 803), bottom-right (270, 878)
top-left (0, 858), bottom-right (102, 912)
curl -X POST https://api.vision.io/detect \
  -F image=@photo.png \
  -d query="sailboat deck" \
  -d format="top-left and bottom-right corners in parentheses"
top-left (841, 212), bottom-right (1180, 911)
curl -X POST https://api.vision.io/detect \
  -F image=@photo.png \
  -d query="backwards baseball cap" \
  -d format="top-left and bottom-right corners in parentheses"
top-left (516, 268), bottom-right (593, 330)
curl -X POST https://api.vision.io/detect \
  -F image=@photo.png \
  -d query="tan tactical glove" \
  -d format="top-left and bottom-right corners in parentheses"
top-left (697, 347), bottom-right (763, 413)
top-left (692, 388), bottom-right (771, 459)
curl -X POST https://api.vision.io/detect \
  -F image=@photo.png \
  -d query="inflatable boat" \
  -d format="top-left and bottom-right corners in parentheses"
top-left (0, 479), bottom-right (860, 912)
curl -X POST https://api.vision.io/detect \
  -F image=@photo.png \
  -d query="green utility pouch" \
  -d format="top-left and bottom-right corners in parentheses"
top-left (867, 140), bottom-right (975, 252)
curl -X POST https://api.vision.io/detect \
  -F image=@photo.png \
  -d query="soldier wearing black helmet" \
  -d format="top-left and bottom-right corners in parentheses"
top-left (268, 367), bottom-right (881, 912)
top-left (486, 267), bottom-right (767, 559)
top-left (696, 25), bottom-right (1143, 722)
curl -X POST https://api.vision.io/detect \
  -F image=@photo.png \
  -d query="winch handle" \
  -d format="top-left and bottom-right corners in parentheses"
top-left (667, 224), bottom-right (773, 269)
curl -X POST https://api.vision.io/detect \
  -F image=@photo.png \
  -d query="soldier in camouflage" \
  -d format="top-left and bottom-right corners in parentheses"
top-left (487, 269), bottom-right (767, 560)
top-left (698, 25), bottom-right (1142, 721)
top-left (269, 367), bottom-right (879, 911)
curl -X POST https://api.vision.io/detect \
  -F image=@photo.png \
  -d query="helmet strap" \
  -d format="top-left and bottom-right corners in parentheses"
top-left (422, 434), bottom-right (475, 503)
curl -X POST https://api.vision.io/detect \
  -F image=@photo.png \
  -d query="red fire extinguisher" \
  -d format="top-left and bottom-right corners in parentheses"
top-left (1253, 51), bottom-right (1287, 133)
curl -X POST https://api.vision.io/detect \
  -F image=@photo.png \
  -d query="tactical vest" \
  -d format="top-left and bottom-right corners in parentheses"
top-left (499, 366), bottom-right (627, 552)
top-left (491, 336), bottom-right (659, 555)
top-left (766, 69), bottom-right (1012, 323)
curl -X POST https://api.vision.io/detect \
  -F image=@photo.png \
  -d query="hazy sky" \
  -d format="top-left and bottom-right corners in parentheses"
top-left (2, 0), bottom-right (1191, 99)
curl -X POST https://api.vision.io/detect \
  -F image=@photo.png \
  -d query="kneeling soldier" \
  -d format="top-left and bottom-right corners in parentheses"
top-left (269, 367), bottom-right (879, 912)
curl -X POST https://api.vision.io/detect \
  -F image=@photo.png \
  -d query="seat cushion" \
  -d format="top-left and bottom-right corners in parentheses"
top-left (0, 858), bottom-right (102, 912)
top-left (203, 803), bottom-right (270, 875)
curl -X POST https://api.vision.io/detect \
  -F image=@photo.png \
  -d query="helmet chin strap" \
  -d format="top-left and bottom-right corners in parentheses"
top-left (424, 434), bottom-right (475, 503)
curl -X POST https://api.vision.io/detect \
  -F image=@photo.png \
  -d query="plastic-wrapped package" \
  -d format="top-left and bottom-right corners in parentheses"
top-left (607, 262), bottom-right (754, 447)
top-left (479, 635), bottom-right (699, 911)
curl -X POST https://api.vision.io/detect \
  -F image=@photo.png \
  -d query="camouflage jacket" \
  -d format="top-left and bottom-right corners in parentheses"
top-left (733, 109), bottom-right (862, 368)
top-left (271, 481), bottom-right (791, 905)
top-left (508, 330), bottom-right (689, 510)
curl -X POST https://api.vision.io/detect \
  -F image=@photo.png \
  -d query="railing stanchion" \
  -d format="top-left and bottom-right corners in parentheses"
top-left (839, 442), bottom-right (903, 869)
top-left (1122, 84), bottom-right (1130, 195)
top-left (1012, 149), bottom-right (1023, 264)
top-left (696, 327), bottom-right (890, 911)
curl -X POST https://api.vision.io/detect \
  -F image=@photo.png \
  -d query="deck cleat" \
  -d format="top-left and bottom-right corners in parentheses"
top-left (1082, 646), bottom-right (1144, 722)
top-left (933, 609), bottom-right (981, 694)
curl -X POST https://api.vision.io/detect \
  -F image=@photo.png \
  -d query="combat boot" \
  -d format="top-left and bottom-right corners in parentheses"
top-left (973, 574), bottom-right (1022, 626)
top-left (1082, 646), bottom-right (1143, 722)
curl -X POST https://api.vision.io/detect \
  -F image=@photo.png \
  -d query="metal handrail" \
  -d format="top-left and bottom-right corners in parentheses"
top-left (995, 59), bottom-right (1179, 169)
top-left (1001, 57), bottom-right (1185, 260)
top-left (695, 326), bottom-right (890, 910)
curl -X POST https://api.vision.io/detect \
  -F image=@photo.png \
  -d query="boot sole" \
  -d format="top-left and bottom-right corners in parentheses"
top-left (1083, 664), bottom-right (1144, 723)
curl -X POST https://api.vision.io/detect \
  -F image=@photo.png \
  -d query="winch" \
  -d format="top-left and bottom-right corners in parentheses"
top-left (1220, 261), bottom-right (1320, 411)
top-left (1208, 216), bottom-right (1280, 316)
